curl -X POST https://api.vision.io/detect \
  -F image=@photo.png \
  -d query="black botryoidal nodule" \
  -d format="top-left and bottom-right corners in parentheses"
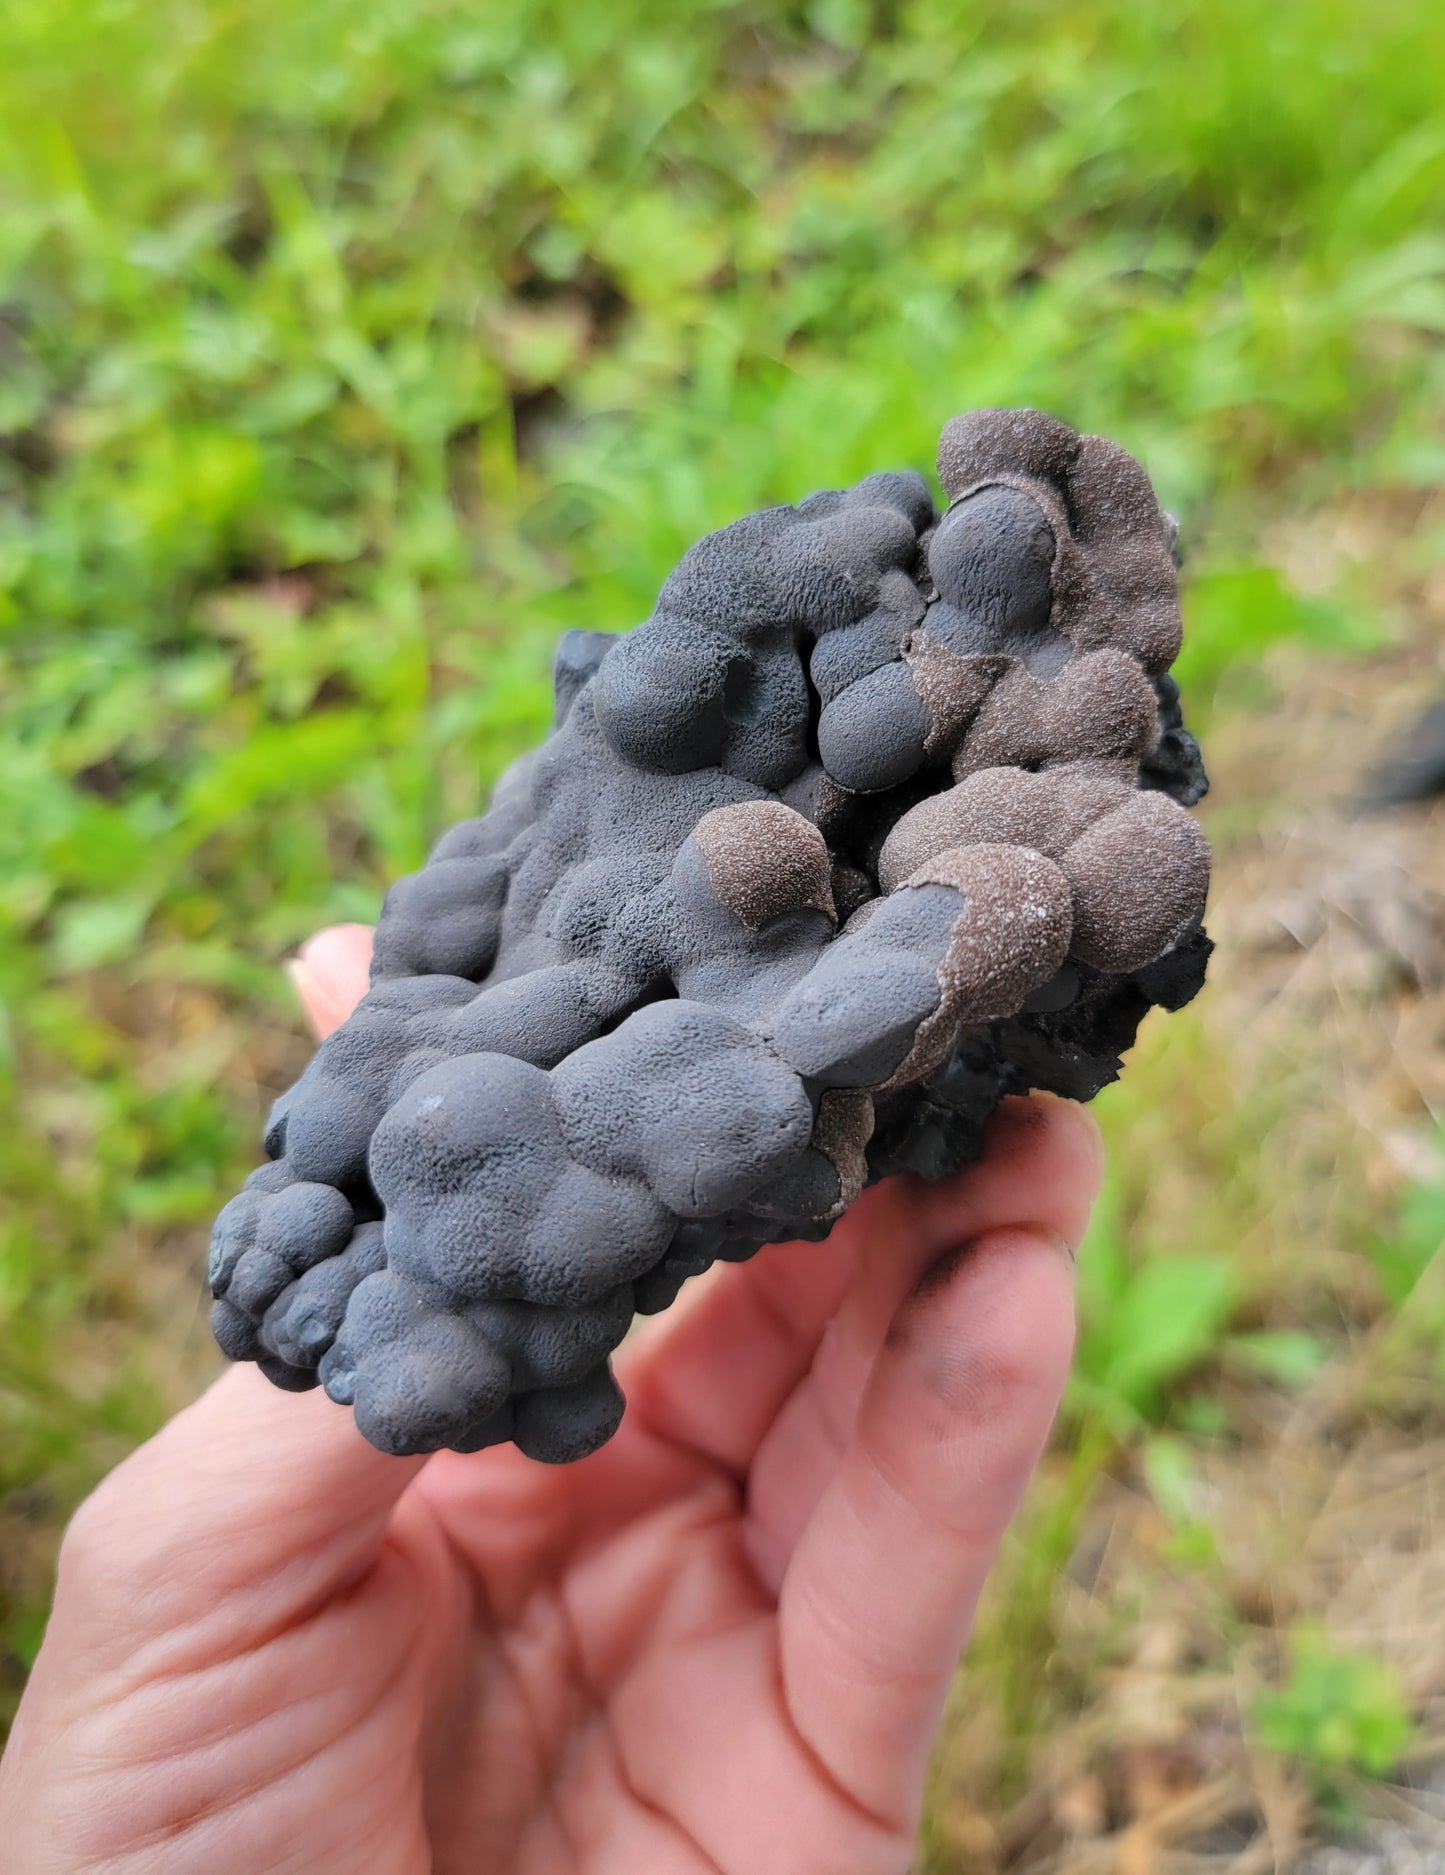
top-left (210, 409), bottom-right (1213, 1462)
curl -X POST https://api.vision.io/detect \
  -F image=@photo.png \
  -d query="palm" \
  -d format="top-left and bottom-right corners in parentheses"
top-left (1, 933), bottom-right (1099, 1875)
top-left (411, 1177), bottom-right (983, 1875)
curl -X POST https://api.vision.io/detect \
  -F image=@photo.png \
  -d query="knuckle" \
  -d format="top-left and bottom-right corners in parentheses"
top-left (55, 1460), bottom-right (152, 1601)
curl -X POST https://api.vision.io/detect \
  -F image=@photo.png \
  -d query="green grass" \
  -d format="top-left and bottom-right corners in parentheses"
top-left (2, 0), bottom-right (1444, 1813)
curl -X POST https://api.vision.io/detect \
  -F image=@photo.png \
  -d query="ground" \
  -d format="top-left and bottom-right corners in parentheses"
top-left (3, 2), bottom-right (1445, 1868)
top-left (924, 593), bottom-right (1445, 1871)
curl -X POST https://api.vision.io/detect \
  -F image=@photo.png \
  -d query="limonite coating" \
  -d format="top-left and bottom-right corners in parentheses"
top-left (209, 409), bottom-right (1212, 1462)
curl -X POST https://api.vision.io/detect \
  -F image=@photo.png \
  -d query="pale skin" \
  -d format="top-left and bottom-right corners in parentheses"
top-left (0, 924), bottom-right (1102, 1875)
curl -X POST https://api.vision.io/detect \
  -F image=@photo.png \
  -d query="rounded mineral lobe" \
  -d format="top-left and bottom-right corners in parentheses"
top-left (209, 407), bottom-right (1213, 1461)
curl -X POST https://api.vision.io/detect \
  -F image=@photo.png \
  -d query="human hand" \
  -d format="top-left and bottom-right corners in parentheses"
top-left (0, 924), bottom-right (1101, 1874)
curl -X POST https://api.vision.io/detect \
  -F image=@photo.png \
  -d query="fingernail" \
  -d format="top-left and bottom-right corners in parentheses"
top-left (916, 1224), bottom-right (1074, 1300)
top-left (1044, 1225), bottom-right (1077, 1267)
top-left (912, 1236), bottom-right (980, 1298)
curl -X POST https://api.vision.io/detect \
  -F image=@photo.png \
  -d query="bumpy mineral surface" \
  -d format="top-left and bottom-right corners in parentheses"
top-left (210, 409), bottom-right (1212, 1461)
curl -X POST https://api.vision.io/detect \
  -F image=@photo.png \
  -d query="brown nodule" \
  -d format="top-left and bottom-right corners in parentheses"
top-left (694, 800), bottom-right (837, 929)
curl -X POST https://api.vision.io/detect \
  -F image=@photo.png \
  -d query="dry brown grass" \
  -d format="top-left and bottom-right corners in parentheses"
top-left (923, 535), bottom-right (1445, 1872)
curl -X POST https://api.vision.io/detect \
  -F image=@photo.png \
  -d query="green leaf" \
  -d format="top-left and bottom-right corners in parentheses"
top-left (1177, 564), bottom-right (1382, 698)
top-left (48, 893), bottom-right (152, 972)
top-left (1366, 1131), bottom-right (1445, 1311)
top-left (1254, 1627), bottom-right (1416, 1779)
top-left (1077, 1253), bottom-right (1239, 1424)
top-left (1226, 1330), bottom-right (1331, 1386)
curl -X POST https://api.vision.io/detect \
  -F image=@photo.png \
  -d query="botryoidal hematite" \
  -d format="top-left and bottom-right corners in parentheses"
top-left (209, 409), bottom-right (1213, 1461)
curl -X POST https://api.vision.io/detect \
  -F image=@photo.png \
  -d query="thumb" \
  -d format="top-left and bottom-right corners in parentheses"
top-left (776, 1224), bottom-right (1076, 1831)
top-left (52, 1365), bottom-right (426, 1671)
top-left (44, 918), bottom-right (414, 1662)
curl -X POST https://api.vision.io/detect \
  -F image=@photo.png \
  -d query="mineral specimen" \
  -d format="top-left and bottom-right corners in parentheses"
top-left (209, 408), bottom-right (1212, 1461)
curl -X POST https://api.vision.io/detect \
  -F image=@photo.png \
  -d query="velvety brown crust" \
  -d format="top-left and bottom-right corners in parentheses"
top-left (877, 761), bottom-right (1134, 892)
top-left (935, 407), bottom-right (1183, 675)
top-left (694, 800), bottom-right (837, 928)
top-left (882, 843), bottom-right (1075, 1086)
top-left (811, 1088), bottom-right (876, 1215)
top-left (1060, 791), bottom-right (1212, 972)
top-left (949, 649), bottom-right (1158, 779)
top-left (901, 632), bottom-right (1009, 758)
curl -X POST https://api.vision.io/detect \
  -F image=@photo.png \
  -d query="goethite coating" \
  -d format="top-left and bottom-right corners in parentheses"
top-left (210, 409), bottom-right (1213, 1462)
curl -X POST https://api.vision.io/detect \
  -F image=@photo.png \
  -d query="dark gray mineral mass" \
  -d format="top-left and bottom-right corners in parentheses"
top-left (210, 409), bottom-right (1213, 1461)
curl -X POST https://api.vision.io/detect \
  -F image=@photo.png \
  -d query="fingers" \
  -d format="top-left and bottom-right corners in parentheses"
top-left (287, 922), bottom-right (375, 1038)
top-left (617, 1214), bottom-right (862, 1478)
top-left (436, 1096), bottom-right (1098, 1599)
top-left (57, 1364), bottom-right (427, 1668)
top-left (623, 1095), bottom-right (1099, 1487)
top-left (830, 1093), bottom-right (1101, 1362)
top-left (733, 1094), bottom-right (1098, 1581)
top-left (777, 1224), bottom-right (1077, 1831)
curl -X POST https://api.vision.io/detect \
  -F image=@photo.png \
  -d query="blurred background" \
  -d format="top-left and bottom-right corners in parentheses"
top-left (3, 0), bottom-right (1445, 1866)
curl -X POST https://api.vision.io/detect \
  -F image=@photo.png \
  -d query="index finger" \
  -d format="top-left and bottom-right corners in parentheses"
top-left (621, 1094), bottom-right (1101, 1484)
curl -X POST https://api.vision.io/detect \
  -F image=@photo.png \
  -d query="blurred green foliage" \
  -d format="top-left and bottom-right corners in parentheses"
top-left (2, 0), bottom-right (1444, 1739)
top-left (1372, 1133), bottom-right (1445, 1311)
top-left (1254, 1625), bottom-right (1417, 1783)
